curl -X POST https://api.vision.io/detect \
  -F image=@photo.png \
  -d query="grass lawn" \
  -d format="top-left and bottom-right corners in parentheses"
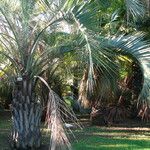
top-left (0, 111), bottom-right (150, 150)
top-left (72, 126), bottom-right (150, 150)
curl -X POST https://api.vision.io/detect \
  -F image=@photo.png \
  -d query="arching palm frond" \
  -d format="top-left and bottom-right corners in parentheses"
top-left (125, 0), bottom-right (146, 21)
top-left (105, 33), bottom-right (150, 104)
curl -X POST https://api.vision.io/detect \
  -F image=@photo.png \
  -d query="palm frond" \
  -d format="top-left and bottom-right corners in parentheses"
top-left (0, 50), bottom-right (21, 75)
top-left (35, 76), bottom-right (81, 150)
top-left (106, 33), bottom-right (150, 104)
top-left (125, 0), bottom-right (146, 19)
top-left (0, 7), bottom-right (20, 48)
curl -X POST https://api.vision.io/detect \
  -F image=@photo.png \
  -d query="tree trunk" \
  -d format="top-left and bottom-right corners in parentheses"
top-left (10, 77), bottom-right (42, 149)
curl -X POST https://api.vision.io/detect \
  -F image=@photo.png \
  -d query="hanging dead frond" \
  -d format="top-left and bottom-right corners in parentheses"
top-left (47, 90), bottom-right (71, 150)
top-left (35, 76), bottom-right (81, 150)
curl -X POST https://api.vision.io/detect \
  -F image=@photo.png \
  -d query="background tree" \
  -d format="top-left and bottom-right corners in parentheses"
top-left (76, 0), bottom-right (150, 124)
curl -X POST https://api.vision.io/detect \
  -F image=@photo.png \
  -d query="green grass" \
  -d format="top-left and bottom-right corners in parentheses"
top-left (0, 112), bottom-right (150, 150)
top-left (0, 111), bottom-right (11, 150)
top-left (72, 127), bottom-right (150, 150)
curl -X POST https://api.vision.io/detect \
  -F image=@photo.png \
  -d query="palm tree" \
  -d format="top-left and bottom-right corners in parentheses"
top-left (0, 0), bottom-right (72, 149)
top-left (0, 0), bottom-right (150, 149)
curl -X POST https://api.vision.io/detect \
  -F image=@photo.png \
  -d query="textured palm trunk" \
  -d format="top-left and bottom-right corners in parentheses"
top-left (10, 77), bottom-right (42, 149)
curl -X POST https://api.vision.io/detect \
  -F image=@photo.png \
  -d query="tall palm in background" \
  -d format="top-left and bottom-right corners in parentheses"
top-left (0, 0), bottom-right (150, 149)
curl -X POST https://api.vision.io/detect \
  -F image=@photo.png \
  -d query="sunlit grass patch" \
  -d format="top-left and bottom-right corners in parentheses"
top-left (72, 136), bottom-right (150, 150)
top-left (72, 126), bottom-right (150, 150)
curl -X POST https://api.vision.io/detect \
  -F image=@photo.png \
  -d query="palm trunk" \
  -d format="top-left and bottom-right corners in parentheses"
top-left (10, 77), bottom-right (42, 149)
